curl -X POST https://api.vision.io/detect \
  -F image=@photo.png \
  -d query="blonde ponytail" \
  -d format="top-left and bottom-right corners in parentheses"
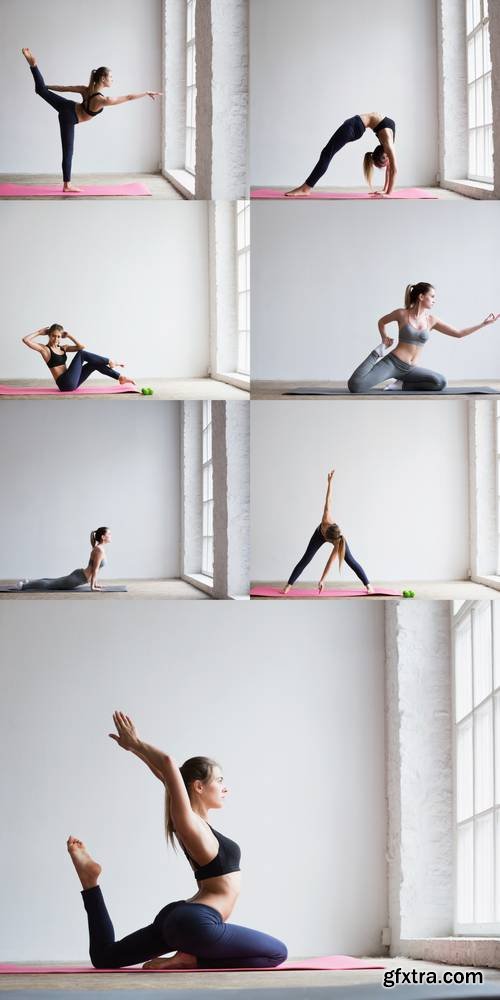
top-left (165, 786), bottom-right (176, 849)
top-left (363, 151), bottom-right (374, 187)
top-left (404, 282), bottom-right (434, 310)
top-left (404, 284), bottom-right (414, 309)
top-left (90, 530), bottom-right (96, 546)
top-left (336, 535), bottom-right (346, 571)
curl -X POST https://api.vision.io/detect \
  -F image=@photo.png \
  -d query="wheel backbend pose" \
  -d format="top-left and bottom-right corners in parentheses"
top-left (22, 325), bottom-right (136, 391)
top-left (67, 712), bottom-right (288, 970)
top-left (347, 283), bottom-right (500, 394)
top-left (22, 48), bottom-right (162, 192)
top-left (17, 526), bottom-right (111, 592)
top-left (285, 112), bottom-right (397, 197)
top-left (283, 471), bottom-right (372, 595)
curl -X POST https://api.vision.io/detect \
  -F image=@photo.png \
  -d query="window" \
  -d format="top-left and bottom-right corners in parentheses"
top-left (453, 601), bottom-right (500, 932)
top-left (466, 0), bottom-right (493, 183)
top-left (185, 0), bottom-right (197, 174)
top-left (202, 401), bottom-right (213, 577)
top-left (497, 402), bottom-right (500, 575)
top-left (236, 200), bottom-right (250, 376)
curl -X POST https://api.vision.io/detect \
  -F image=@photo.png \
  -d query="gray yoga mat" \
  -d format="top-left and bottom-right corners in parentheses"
top-left (0, 585), bottom-right (128, 593)
top-left (284, 387), bottom-right (499, 396)
top-left (2, 986), bottom-right (499, 1000)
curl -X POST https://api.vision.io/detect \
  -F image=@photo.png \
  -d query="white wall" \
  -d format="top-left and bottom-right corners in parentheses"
top-left (251, 401), bottom-right (469, 582)
top-left (0, 402), bottom-right (180, 578)
top-left (0, 203), bottom-right (210, 380)
top-left (0, 600), bottom-right (387, 960)
top-left (252, 202), bottom-right (500, 382)
top-left (249, 0), bottom-right (438, 187)
top-left (0, 0), bottom-right (161, 173)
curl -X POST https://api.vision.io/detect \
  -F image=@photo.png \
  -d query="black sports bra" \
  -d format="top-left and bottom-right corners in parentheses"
top-left (182, 826), bottom-right (241, 881)
top-left (83, 92), bottom-right (104, 116)
top-left (373, 116), bottom-right (396, 138)
top-left (46, 346), bottom-right (68, 368)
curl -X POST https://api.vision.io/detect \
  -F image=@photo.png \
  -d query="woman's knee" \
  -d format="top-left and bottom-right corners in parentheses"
top-left (265, 940), bottom-right (288, 967)
top-left (434, 373), bottom-right (447, 391)
top-left (347, 375), bottom-right (362, 394)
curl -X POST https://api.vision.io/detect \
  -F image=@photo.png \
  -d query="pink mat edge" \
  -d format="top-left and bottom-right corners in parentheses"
top-left (0, 183), bottom-right (151, 197)
top-left (0, 384), bottom-right (141, 396)
top-left (250, 587), bottom-right (402, 598)
top-left (251, 187), bottom-right (438, 200)
top-left (0, 956), bottom-right (384, 974)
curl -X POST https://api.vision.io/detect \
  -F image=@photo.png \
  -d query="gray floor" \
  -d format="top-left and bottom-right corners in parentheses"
top-left (0, 378), bottom-right (249, 401)
top-left (251, 581), bottom-right (500, 600)
top-left (0, 580), bottom-right (211, 600)
top-left (251, 380), bottom-right (500, 401)
top-left (0, 173), bottom-right (183, 200)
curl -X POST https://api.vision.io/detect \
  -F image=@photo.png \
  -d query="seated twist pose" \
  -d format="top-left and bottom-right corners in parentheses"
top-left (347, 283), bottom-right (500, 394)
top-left (285, 112), bottom-right (397, 197)
top-left (17, 526), bottom-right (111, 592)
top-left (283, 471), bottom-right (372, 595)
top-left (22, 325), bottom-right (135, 391)
top-left (67, 712), bottom-right (288, 970)
top-left (22, 48), bottom-right (161, 191)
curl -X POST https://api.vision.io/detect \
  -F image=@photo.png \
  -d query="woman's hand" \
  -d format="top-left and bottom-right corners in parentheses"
top-left (318, 580), bottom-right (325, 594)
top-left (327, 469), bottom-right (335, 482)
top-left (109, 711), bottom-right (140, 751)
top-left (381, 333), bottom-right (394, 348)
top-left (482, 313), bottom-right (500, 327)
top-left (147, 91), bottom-right (162, 100)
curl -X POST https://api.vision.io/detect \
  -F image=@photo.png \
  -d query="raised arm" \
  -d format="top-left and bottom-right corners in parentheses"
top-left (377, 308), bottom-right (401, 347)
top-left (47, 85), bottom-right (87, 94)
top-left (62, 331), bottom-right (86, 352)
top-left (22, 328), bottom-right (50, 356)
top-left (98, 91), bottom-right (162, 108)
top-left (321, 470), bottom-right (335, 527)
top-left (431, 313), bottom-right (500, 339)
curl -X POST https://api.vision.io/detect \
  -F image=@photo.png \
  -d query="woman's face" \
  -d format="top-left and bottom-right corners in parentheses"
top-left (102, 71), bottom-right (112, 88)
top-left (101, 529), bottom-right (112, 544)
top-left (201, 767), bottom-right (228, 810)
top-left (420, 288), bottom-right (436, 310)
top-left (377, 153), bottom-right (389, 169)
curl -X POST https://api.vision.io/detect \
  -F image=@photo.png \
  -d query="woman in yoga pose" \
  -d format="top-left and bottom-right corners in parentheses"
top-left (67, 711), bottom-right (287, 970)
top-left (18, 527), bottom-right (111, 592)
top-left (22, 48), bottom-right (161, 192)
top-left (283, 470), bottom-right (372, 595)
top-left (347, 283), bottom-right (500, 394)
top-left (22, 325), bottom-right (135, 391)
top-left (285, 113), bottom-right (397, 197)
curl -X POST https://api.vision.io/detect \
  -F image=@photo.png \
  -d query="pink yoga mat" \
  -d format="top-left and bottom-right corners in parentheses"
top-left (0, 383), bottom-right (140, 397)
top-left (0, 956), bottom-right (383, 974)
top-left (0, 182), bottom-right (151, 197)
top-left (251, 586), bottom-right (402, 598)
top-left (251, 187), bottom-right (438, 200)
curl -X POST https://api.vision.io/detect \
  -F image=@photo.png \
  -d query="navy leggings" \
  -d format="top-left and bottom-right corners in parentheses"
top-left (30, 65), bottom-right (79, 182)
top-left (82, 887), bottom-right (288, 970)
top-left (288, 526), bottom-right (369, 587)
top-left (305, 115), bottom-right (366, 188)
top-left (56, 351), bottom-right (120, 392)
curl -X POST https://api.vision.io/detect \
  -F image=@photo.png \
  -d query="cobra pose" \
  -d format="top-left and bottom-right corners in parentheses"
top-left (22, 48), bottom-right (161, 191)
top-left (22, 325), bottom-right (136, 391)
top-left (67, 712), bottom-right (288, 970)
top-left (285, 112), bottom-right (397, 197)
top-left (17, 527), bottom-right (111, 592)
top-left (282, 471), bottom-right (372, 595)
top-left (348, 283), bottom-right (500, 394)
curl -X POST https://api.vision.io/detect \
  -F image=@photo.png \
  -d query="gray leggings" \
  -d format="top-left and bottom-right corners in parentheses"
top-left (21, 568), bottom-right (87, 591)
top-left (347, 349), bottom-right (447, 393)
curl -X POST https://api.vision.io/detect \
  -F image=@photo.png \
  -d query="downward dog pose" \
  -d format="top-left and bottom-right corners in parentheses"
top-left (283, 471), bottom-right (372, 595)
top-left (285, 112), bottom-right (397, 197)
top-left (348, 283), bottom-right (500, 394)
top-left (22, 325), bottom-right (135, 391)
top-left (67, 712), bottom-right (288, 970)
top-left (22, 48), bottom-right (161, 191)
top-left (17, 526), bottom-right (111, 592)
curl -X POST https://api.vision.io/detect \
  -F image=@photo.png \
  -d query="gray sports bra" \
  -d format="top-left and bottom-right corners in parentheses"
top-left (398, 315), bottom-right (430, 346)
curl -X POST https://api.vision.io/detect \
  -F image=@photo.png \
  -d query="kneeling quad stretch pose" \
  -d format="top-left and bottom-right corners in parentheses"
top-left (285, 112), bottom-right (397, 197)
top-left (22, 48), bottom-right (161, 191)
top-left (348, 283), bottom-right (500, 394)
top-left (67, 712), bottom-right (288, 969)
top-left (22, 325), bottom-right (135, 391)
top-left (18, 526), bottom-right (110, 592)
top-left (283, 471), bottom-right (372, 595)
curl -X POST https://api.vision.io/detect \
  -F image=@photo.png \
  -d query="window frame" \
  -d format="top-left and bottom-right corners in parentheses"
top-left (201, 400), bottom-right (214, 578)
top-left (466, 0), bottom-right (493, 184)
top-left (235, 199), bottom-right (251, 377)
top-left (185, 0), bottom-right (197, 175)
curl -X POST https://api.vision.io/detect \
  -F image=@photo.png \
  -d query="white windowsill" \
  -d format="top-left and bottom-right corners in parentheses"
top-left (163, 169), bottom-right (195, 199)
top-left (401, 937), bottom-right (500, 969)
top-left (441, 178), bottom-right (495, 200)
top-left (212, 372), bottom-right (250, 393)
top-left (470, 574), bottom-right (500, 592)
top-left (182, 572), bottom-right (214, 596)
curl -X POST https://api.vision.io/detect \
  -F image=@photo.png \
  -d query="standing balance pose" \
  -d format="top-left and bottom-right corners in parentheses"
top-left (17, 527), bottom-right (111, 592)
top-left (347, 283), bottom-right (500, 394)
top-left (285, 112), bottom-right (397, 197)
top-left (283, 471), bottom-right (372, 595)
top-left (22, 48), bottom-right (161, 192)
top-left (67, 712), bottom-right (288, 970)
top-left (22, 325), bottom-right (135, 391)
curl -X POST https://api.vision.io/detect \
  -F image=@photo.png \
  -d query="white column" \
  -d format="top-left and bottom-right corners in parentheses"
top-left (163, 0), bottom-right (187, 172)
top-left (208, 202), bottom-right (239, 378)
top-left (437, 0), bottom-right (469, 184)
top-left (490, 0), bottom-right (500, 197)
top-left (469, 400), bottom-right (497, 579)
top-left (181, 401), bottom-right (203, 576)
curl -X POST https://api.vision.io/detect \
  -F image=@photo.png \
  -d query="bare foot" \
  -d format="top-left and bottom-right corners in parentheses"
top-left (284, 184), bottom-right (312, 198)
top-left (143, 952), bottom-right (197, 970)
top-left (22, 48), bottom-right (36, 66)
top-left (281, 584), bottom-right (291, 594)
top-left (118, 374), bottom-right (136, 385)
top-left (63, 184), bottom-right (82, 194)
top-left (109, 360), bottom-right (125, 369)
top-left (365, 584), bottom-right (374, 594)
top-left (67, 836), bottom-right (102, 890)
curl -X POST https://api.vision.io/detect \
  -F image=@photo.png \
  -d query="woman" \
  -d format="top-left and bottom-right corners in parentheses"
top-left (285, 112), bottom-right (397, 197)
top-left (17, 526), bottom-right (110, 592)
top-left (347, 283), bottom-right (500, 393)
top-left (283, 471), bottom-right (372, 595)
top-left (67, 711), bottom-right (288, 970)
top-left (22, 48), bottom-right (161, 192)
top-left (22, 325), bottom-right (135, 391)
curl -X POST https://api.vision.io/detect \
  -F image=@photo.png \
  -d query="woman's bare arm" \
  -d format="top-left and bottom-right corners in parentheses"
top-left (47, 84), bottom-right (87, 94)
top-left (62, 332), bottom-right (85, 352)
top-left (22, 328), bottom-right (50, 355)
top-left (377, 308), bottom-right (401, 346)
top-left (321, 470), bottom-right (335, 527)
top-left (431, 313), bottom-right (500, 339)
top-left (88, 547), bottom-right (103, 591)
top-left (319, 547), bottom-right (338, 592)
top-left (97, 91), bottom-right (162, 108)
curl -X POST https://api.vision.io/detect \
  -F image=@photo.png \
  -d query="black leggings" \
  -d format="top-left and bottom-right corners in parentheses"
top-left (82, 886), bottom-right (288, 970)
top-left (287, 526), bottom-right (369, 587)
top-left (305, 115), bottom-right (366, 188)
top-left (56, 351), bottom-right (120, 392)
top-left (30, 65), bottom-right (79, 182)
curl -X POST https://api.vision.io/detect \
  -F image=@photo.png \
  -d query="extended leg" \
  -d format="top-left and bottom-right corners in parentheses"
top-left (343, 542), bottom-right (370, 588)
top-left (287, 527), bottom-right (325, 586)
top-left (30, 65), bottom-right (73, 113)
top-left (305, 117), bottom-right (363, 188)
top-left (401, 365), bottom-right (447, 392)
top-left (156, 903), bottom-right (287, 970)
top-left (82, 887), bottom-right (165, 969)
top-left (21, 569), bottom-right (86, 591)
top-left (347, 351), bottom-right (400, 393)
top-left (59, 111), bottom-right (76, 183)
